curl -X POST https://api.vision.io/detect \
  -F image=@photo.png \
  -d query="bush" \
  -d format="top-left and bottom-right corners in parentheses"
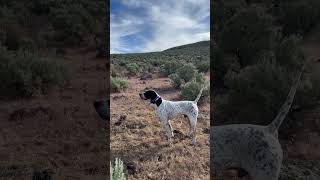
top-left (212, 45), bottom-right (239, 84)
top-left (0, 47), bottom-right (68, 97)
top-left (110, 158), bottom-right (126, 180)
top-left (111, 77), bottom-right (130, 93)
top-left (194, 72), bottom-right (206, 85)
top-left (216, 61), bottom-right (292, 125)
top-left (111, 64), bottom-right (125, 78)
top-left (177, 63), bottom-right (197, 83)
top-left (181, 80), bottom-right (209, 101)
top-left (169, 73), bottom-right (182, 89)
top-left (160, 61), bottom-right (181, 76)
top-left (48, 1), bottom-right (104, 45)
top-left (195, 60), bottom-right (210, 73)
top-left (278, 0), bottom-right (320, 35)
top-left (125, 63), bottom-right (140, 75)
top-left (212, 0), bottom-right (245, 35)
top-left (214, 60), bottom-right (320, 131)
top-left (275, 35), bottom-right (305, 69)
top-left (219, 6), bottom-right (277, 67)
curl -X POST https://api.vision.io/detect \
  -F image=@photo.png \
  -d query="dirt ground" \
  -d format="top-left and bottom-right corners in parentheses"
top-left (110, 75), bottom-right (210, 180)
top-left (0, 48), bottom-right (108, 179)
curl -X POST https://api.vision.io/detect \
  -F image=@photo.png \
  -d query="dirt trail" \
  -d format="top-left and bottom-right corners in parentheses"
top-left (0, 48), bottom-right (107, 179)
top-left (110, 76), bottom-right (210, 180)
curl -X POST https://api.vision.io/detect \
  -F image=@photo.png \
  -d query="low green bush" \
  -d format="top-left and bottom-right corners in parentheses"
top-left (0, 46), bottom-right (68, 97)
top-left (217, 61), bottom-right (292, 125)
top-left (275, 35), bottom-right (305, 69)
top-left (181, 79), bottom-right (209, 102)
top-left (177, 63), bottom-right (197, 83)
top-left (125, 63), bottom-right (140, 75)
top-left (111, 77), bottom-right (130, 93)
top-left (169, 73), bottom-right (182, 89)
top-left (214, 60), bottom-right (320, 132)
top-left (219, 6), bottom-right (277, 67)
top-left (278, 0), bottom-right (320, 35)
top-left (160, 61), bottom-right (181, 76)
top-left (195, 60), bottom-right (210, 73)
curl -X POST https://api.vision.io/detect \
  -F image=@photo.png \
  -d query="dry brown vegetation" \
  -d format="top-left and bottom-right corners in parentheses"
top-left (110, 74), bottom-right (210, 179)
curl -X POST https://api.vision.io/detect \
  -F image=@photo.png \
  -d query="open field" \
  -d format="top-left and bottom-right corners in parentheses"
top-left (110, 74), bottom-right (210, 180)
top-left (110, 41), bottom-right (210, 179)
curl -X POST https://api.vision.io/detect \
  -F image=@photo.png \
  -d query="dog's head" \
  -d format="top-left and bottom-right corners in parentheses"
top-left (139, 90), bottom-right (162, 107)
top-left (93, 100), bottom-right (109, 121)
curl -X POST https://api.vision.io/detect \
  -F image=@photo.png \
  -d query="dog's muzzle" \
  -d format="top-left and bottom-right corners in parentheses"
top-left (139, 93), bottom-right (146, 100)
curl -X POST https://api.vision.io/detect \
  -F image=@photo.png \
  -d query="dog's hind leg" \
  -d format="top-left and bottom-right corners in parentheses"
top-left (187, 116), bottom-right (197, 145)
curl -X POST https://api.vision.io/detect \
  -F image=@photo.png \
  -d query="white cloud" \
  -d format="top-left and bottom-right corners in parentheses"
top-left (110, 14), bottom-right (145, 53)
top-left (111, 0), bottom-right (210, 53)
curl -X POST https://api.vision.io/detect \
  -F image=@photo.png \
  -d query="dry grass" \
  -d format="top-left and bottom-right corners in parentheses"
top-left (111, 76), bottom-right (210, 180)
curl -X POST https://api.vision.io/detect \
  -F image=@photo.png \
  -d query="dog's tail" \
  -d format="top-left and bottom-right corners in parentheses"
top-left (267, 64), bottom-right (305, 133)
top-left (194, 85), bottom-right (206, 104)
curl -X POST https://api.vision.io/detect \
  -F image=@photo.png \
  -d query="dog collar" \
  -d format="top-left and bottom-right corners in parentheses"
top-left (150, 94), bottom-right (161, 104)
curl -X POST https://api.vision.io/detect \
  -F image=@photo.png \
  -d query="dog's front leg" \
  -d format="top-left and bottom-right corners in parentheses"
top-left (161, 119), bottom-right (174, 143)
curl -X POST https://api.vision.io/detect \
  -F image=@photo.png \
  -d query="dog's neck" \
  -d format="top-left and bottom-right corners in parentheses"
top-left (150, 95), bottom-right (162, 107)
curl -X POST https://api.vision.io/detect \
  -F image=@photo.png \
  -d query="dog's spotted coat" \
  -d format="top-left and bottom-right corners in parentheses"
top-left (139, 87), bottom-right (204, 145)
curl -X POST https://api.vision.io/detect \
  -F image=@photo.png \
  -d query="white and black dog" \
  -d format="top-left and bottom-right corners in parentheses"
top-left (139, 88), bottom-right (204, 145)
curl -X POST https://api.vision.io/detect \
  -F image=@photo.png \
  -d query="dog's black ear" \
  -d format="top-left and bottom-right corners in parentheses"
top-left (93, 100), bottom-right (109, 121)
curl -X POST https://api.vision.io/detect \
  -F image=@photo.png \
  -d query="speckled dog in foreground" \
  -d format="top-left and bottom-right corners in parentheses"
top-left (211, 65), bottom-right (305, 180)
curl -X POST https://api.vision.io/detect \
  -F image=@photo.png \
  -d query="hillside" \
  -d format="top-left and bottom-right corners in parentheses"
top-left (163, 41), bottom-right (210, 55)
top-left (111, 41), bottom-right (210, 78)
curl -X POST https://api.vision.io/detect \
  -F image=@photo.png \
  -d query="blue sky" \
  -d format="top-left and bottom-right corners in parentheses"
top-left (110, 0), bottom-right (210, 54)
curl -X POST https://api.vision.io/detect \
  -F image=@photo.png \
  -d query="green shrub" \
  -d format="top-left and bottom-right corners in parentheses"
top-left (219, 6), bottom-right (277, 67)
top-left (195, 60), bottom-right (210, 73)
top-left (212, 0), bottom-right (245, 34)
top-left (48, 2), bottom-right (100, 45)
top-left (194, 72), bottom-right (206, 85)
top-left (278, 0), bottom-right (320, 35)
top-left (160, 61), bottom-right (181, 76)
top-left (215, 60), bottom-right (320, 131)
top-left (111, 64), bottom-right (125, 78)
top-left (0, 47), bottom-right (68, 97)
top-left (177, 63), bottom-right (197, 83)
top-left (110, 158), bottom-right (126, 180)
top-left (169, 73), bottom-right (182, 89)
top-left (125, 63), bottom-right (140, 75)
top-left (181, 80), bottom-right (209, 101)
top-left (275, 35), bottom-right (305, 69)
top-left (111, 77), bottom-right (130, 93)
top-left (219, 61), bottom-right (292, 125)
